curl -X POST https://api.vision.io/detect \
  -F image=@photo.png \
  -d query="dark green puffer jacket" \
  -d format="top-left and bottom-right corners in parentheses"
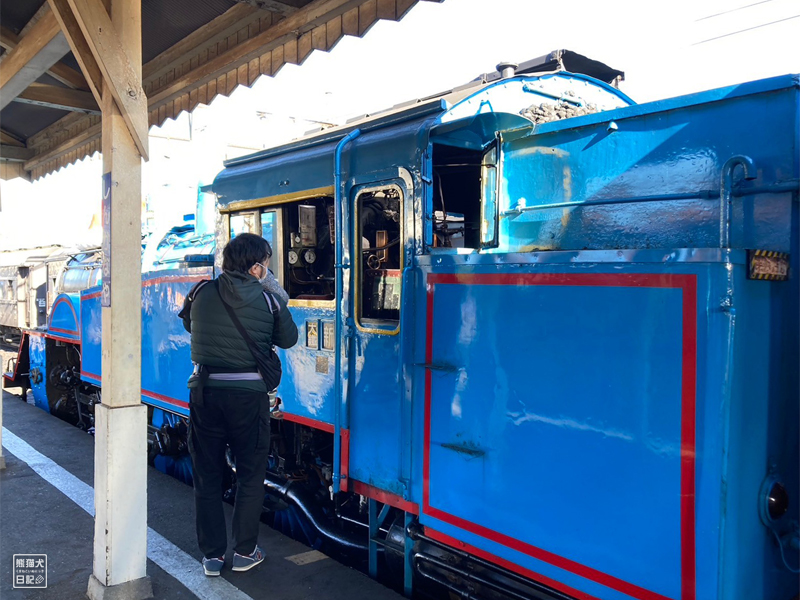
top-left (183, 271), bottom-right (298, 392)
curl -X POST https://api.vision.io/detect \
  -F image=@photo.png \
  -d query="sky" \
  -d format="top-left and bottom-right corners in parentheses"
top-left (1, 0), bottom-right (798, 250)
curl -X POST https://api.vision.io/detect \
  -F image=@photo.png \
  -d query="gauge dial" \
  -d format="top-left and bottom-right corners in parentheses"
top-left (287, 250), bottom-right (299, 265)
top-left (304, 249), bottom-right (317, 264)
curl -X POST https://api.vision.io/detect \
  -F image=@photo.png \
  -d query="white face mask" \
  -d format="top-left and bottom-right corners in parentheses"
top-left (255, 262), bottom-right (269, 284)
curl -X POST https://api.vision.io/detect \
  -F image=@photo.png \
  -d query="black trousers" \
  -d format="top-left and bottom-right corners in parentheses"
top-left (188, 387), bottom-right (271, 558)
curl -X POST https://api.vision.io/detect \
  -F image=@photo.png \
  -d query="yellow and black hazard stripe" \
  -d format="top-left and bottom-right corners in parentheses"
top-left (748, 249), bottom-right (790, 281)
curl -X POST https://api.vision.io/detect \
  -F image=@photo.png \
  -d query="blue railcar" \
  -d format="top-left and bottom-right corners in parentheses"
top-left (3, 61), bottom-right (798, 600)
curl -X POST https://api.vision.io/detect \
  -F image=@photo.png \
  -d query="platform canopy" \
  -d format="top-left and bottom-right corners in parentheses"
top-left (0, 0), bottom-right (438, 181)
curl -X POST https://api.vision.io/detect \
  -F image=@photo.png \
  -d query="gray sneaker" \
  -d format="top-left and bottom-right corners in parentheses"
top-left (202, 556), bottom-right (224, 577)
top-left (231, 546), bottom-right (265, 572)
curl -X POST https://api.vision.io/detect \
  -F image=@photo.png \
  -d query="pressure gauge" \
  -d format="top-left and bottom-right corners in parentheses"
top-left (304, 249), bottom-right (317, 264)
top-left (287, 250), bottom-right (299, 265)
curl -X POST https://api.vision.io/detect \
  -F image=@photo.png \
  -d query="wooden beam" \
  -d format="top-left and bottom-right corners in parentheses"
top-left (236, 0), bottom-right (299, 16)
top-left (0, 26), bottom-right (18, 51)
top-left (27, 112), bottom-right (93, 149)
top-left (0, 129), bottom-right (26, 148)
top-left (64, 0), bottom-right (149, 160)
top-left (142, 4), bottom-right (261, 82)
top-left (0, 145), bottom-right (35, 162)
top-left (14, 82), bottom-right (99, 113)
top-left (19, 3), bottom-right (54, 38)
top-left (149, 0), bottom-right (366, 108)
top-left (0, 9), bottom-right (71, 110)
top-left (0, 160), bottom-right (32, 182)
top-left (0, 24), bottom-right (88, 89)
top-left (48, 0), bottom-right (103, 101)
top-left (24, 122), bottom-right (101, 172)
top-left (46, 59), bottom-right (89, 89)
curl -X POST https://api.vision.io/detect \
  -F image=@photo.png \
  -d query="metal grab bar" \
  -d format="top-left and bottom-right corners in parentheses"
top-left (719, 155), bottom-right (756, 248)
top-left (333, 128), bottom-right (361, 494)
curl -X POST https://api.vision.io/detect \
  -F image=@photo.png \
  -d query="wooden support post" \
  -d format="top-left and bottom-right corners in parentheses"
top-left (65, 0), bottom-right (149, 159)
top-left (86, 0), bottom-right (151, 598)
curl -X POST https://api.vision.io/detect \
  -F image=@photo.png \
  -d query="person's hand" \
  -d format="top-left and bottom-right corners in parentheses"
top-left (260, 270), bottom-right (289, 303)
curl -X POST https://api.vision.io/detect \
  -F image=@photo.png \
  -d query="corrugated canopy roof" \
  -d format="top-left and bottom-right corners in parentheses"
top-left (0, 0), bottom-right (438, 181)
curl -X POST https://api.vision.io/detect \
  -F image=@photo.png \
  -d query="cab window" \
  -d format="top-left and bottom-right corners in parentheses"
top-left (229, 212), bottom-right (259, 238)
top-left (429, 141), bottom-right (499, 250)
top-left (227, 196), bottom-right (336, 301)
top-left (356, 185), bottom-right (402, 330)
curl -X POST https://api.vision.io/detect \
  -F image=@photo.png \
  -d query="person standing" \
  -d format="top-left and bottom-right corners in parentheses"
top-left (181, 233), bottom-right (298, 576)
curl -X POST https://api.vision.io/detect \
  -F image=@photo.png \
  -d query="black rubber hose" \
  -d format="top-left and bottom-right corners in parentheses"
top-left (263, 473), bottom-right (368, 552)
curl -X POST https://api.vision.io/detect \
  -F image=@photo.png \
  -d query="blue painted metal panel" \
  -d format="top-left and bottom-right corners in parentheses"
top-left (348, 328), bottom-right (405, 495)
top-left (347, 174), bottom-right (417, 497)
top-left (27, 334), bottom-right (49, 412)
top-left (81, 269), bottom-right (212, 414)
top-left (408, 258), bottom-right (728, 600)
top-left (276, 304), bottom-right (336, 424)
top-left (213, 117), bottom-right (431, 207)
top-left (48, 293), bottom-right (81, 341)
top-left (80, 288), bottom-right (102, 384)
top-left (495, 81), bottom-right (798, 254)
top-left (718, 265), bottom-right (800, 600)
top-left (140, 268), bottom-right (212, 416)
top-left (420, 267), bottom-right (693, 600)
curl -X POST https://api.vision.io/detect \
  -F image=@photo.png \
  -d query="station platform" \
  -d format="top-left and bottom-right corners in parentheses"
top-left (0, 388), bottom-right (401, 600)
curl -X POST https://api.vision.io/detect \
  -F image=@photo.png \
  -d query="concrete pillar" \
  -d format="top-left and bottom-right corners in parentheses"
top-left (88, 0), bottom-right (151, 598)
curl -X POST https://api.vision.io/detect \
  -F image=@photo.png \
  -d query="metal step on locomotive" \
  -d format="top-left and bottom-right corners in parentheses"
top-left (4, 50), bottom-right (798, 600)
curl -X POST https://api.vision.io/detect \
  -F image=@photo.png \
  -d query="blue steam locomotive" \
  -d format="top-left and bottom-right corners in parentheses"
top-left (4, 54), bottom-right (798, 600)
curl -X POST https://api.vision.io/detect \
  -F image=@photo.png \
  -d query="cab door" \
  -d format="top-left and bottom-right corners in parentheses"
top-left (345, 178), bottom-right (411, 498)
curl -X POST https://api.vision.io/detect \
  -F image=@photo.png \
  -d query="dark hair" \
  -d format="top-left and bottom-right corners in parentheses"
top-left (222, 233), bottom-right (272, 273)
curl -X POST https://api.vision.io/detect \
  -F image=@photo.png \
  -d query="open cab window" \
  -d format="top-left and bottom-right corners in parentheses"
top-left (356, 185), bottom-right (403, 333)
top-left (430, 140), bottom-right (499, 250)
top-left (480, 144), bottom-right (499, 247)
top-left (227, 195), bottom-right (336, 302)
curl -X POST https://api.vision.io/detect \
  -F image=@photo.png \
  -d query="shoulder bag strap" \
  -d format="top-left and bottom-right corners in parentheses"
top-left (262, 291), bottom-right (278, 315)
top-left (215, 279), bottom-right (264, 360)
top-left (177, 279), bottom-right (210, 321)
